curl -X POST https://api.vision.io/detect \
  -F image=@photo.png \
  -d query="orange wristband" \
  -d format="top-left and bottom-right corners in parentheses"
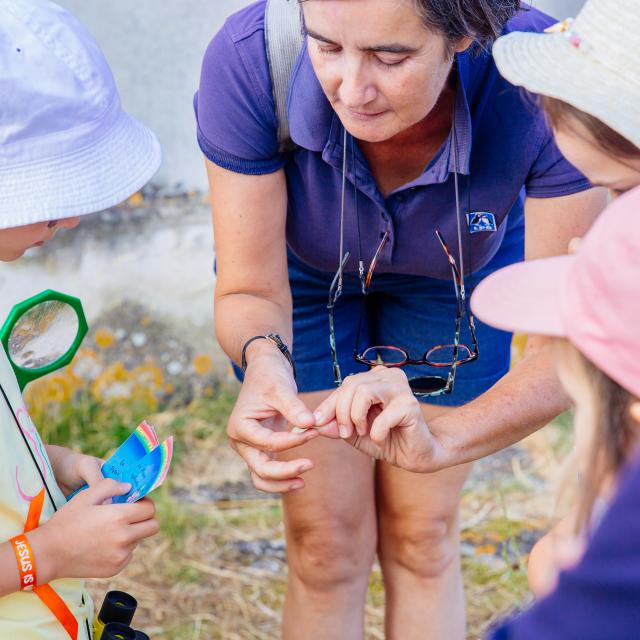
top-left (10, 534), bottom-right (37, 591)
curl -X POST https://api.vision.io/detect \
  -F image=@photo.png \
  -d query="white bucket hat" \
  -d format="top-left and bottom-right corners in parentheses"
top-left (492, 0), bottom-right (640, 150)
top-left (0, 0), bottom-right (162, 229)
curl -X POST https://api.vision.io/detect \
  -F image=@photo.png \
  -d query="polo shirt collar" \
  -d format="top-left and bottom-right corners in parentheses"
top-left (288, 46), bottom-right (474, 181)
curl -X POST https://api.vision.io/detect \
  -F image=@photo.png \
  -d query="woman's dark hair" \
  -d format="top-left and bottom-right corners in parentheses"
top-left (414, 0), bottom-right (522, 51)
top-left (542, 96), bottom-right (640, 160)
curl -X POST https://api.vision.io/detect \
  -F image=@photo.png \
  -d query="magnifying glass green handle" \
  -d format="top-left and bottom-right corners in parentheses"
top-left (0, 290), bottom-right (88, 391)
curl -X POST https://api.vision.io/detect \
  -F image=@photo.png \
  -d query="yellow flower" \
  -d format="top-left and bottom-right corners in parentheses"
top-left (474, 544), bottom-right (497, 556)
top-left (92, 362), bottom-right (131, 401)
top-left (127, 191), bottom-right (144, 206)
top-left (70, 348), bottom-right (102, 382)
top-left (132, 363), bottom-right (164, 389)
top-left (511, 333), bottom-right (528, 366)
top-left (192, 354), bottom-right (213, 376)
top-left (43, 375), bottom-right (72, 404)
top-left (94, 328), bottom-right (116, 349)
top-left (131, 385), bottom-right (158, 411)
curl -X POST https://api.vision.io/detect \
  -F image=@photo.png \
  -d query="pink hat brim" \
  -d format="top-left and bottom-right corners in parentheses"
top-left (470, 255), bottom-right (574, 337)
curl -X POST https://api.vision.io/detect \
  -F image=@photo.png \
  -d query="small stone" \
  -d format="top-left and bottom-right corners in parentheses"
top-left (131, 332), bottom-right (147, 347)
top-left (167, 361), bottom-right (183, 375)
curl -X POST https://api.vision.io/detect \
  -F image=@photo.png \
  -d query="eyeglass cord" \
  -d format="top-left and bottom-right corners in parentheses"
top-left (339, 114), bottom-right (468, 293)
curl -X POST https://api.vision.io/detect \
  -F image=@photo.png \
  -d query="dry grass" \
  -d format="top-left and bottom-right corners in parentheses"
top-left (86, 398), bottom-right (572, 640)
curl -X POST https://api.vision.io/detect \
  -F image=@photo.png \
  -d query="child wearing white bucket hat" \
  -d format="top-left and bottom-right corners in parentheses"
top-left (0, 1), bottom-right (162, 638)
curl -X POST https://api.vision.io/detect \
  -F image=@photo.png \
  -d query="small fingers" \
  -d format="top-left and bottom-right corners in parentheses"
top-left (128, 517), bottom-right (161, 542)
top-left (237, 442), bottom-right (313, 489)
top-left (368, 397), bottom-right (418, 445)
top-left (250, 471), bottom-right (305, 493)
top-left (230, 418), bottom-right (318, 453)
top-left (335, 379), bottom-right (358, 438)
top-left (77, 456), bottom-right (105, 486)
top-left (350, 382), bottom-right (391, 437)
top-left (121, 497), bottom-right (157, 523)
top-left (269, 386), bottom-right (316, 429)
top-left (81, 478), bottom-right (131, 505)
top-left (312, 392), bottom-right (338, 427)
top-left (369, 408), bottom-right (396, 446)
top-left (337, 370), bottom-right (405, 437)
top-left (314, 420), bottom-right (341, 439)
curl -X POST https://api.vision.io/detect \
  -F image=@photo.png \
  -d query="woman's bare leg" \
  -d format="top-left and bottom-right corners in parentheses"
top-left (281, 390), bottom-right (378, 640)
top-left (377, 403), bottom-right (472, 640)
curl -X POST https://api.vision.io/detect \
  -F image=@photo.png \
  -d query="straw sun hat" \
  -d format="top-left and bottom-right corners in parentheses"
top-left (493, 0), bottom-right (640, 149)
top-left (0, 0), bottom-right (162, 229)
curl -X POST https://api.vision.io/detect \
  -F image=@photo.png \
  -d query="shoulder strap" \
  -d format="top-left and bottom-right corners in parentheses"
top-left (265, 0), bottom-right (304, 153)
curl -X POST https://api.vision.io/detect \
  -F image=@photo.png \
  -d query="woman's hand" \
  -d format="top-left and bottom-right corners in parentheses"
top-left (227, 340), bottom-right (320, 493)
top-left (313, 367), bottom-right (446, 473)
top-left (28, 479), bottom-right (160, 582)
top-left (45, 445), bottom-right (104, 496)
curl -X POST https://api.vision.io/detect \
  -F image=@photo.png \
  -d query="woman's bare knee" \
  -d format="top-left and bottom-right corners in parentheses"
top-left (381, 516), bottom-right (459, 580)
top-left (288, 520), bottom-right (377, 591)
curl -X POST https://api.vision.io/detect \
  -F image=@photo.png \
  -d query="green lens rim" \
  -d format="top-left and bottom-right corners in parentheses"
top-left (0, 290), bottom-right (88, 391)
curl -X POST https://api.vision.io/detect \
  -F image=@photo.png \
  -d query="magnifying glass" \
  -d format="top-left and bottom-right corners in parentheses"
top-left (0, 289), bottom-right (88, 391)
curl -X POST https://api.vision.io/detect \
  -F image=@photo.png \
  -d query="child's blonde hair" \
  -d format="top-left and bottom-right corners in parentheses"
top-left (542, 96), bottom-right (640, 160)
top-left (556, 340), bottom-right (639, 532)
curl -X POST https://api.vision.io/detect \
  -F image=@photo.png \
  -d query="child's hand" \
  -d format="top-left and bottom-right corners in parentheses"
top-left (46, 445), bottom-right (104, 496)
top-left (32, 478), bottom-right (160, 581)
top-left (528, 517), bottom-right (586, 599)
top-left (313, 367), bottom-right (446, 472)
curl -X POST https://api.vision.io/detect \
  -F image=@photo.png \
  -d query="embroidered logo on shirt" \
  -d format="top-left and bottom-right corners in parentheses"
top-left (467, 212), bottom-right (497, 233)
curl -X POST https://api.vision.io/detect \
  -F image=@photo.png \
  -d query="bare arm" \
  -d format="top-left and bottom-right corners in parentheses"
top-left (314, 188), bottom-right (607, 471)
top-left (208, 160), bottom-right (292, 360)
top-left (0, 480), bottom-right (159, 598)
top-left (0, 530), bottom-right (57, 597)
top-left (428, 187), bottom-right (607, 467)
top-left (206, 159), bottom-right (319, 492)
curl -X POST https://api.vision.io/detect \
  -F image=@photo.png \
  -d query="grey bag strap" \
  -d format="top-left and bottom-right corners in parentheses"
top-left (265, 0), bottom-right (304, 152)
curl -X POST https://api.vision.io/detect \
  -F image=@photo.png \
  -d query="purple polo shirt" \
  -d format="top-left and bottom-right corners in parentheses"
top-left (195, 1), bottom-right (591, 280)
top-left (489, 448), bottom-right (640, 639)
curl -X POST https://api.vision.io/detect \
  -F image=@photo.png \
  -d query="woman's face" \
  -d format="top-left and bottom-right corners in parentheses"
top-left (0, 217), bottom-right (80, 261)
top-left (302, 0), bottom-right (468, 143)
top-left (554, 119), bottom-right (640, 199)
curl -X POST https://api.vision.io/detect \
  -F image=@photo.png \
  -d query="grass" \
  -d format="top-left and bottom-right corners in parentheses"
top-left (30, 377), bottom-right (568, 639)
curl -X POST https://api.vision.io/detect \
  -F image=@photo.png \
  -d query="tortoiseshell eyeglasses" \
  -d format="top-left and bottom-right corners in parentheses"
top-left (327, 116), bottom-right (479, 397)
top-left (353, 229), bottom-right (478, 396)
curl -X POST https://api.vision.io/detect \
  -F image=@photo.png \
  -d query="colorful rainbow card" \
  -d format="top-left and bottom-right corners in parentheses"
top-left (67, 421), bottom-right (173, 503)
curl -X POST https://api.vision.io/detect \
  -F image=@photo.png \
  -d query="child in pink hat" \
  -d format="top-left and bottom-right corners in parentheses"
top-left (471, 182), bottom-right (640, 579)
